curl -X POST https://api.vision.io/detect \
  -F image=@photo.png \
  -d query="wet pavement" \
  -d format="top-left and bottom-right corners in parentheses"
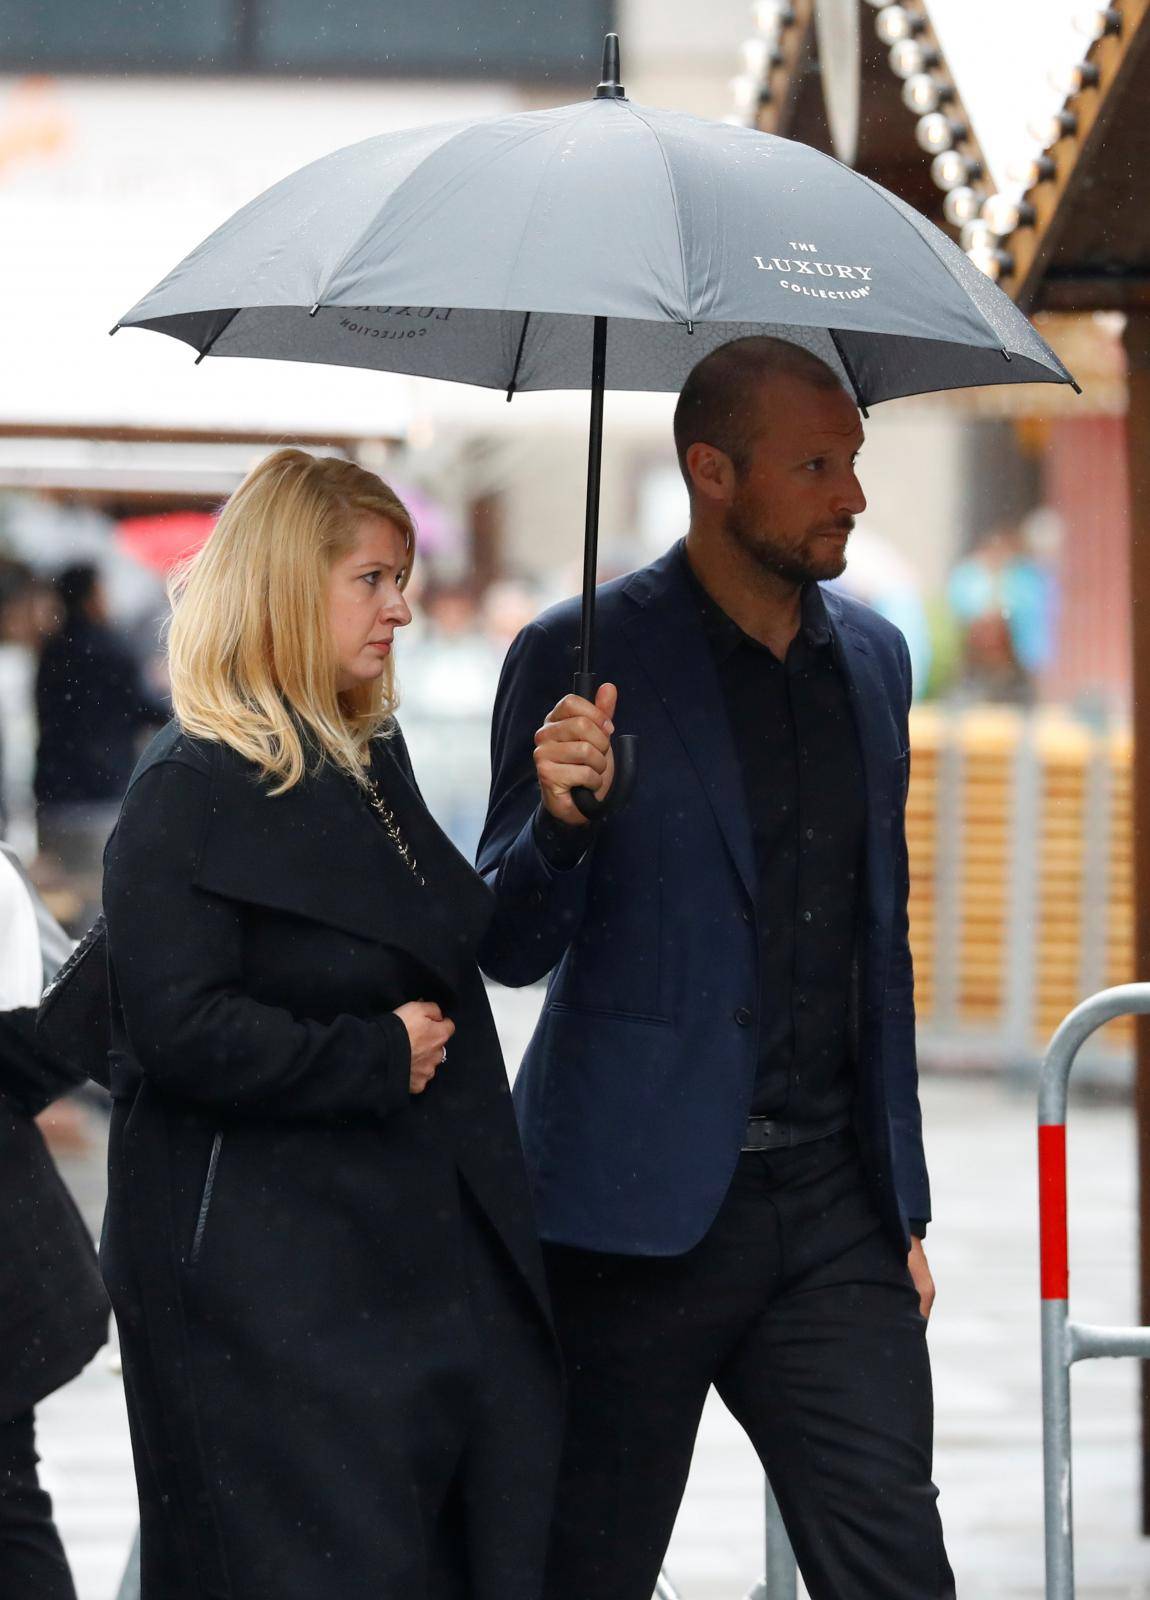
top-left (34, 984), bottom-right (1150, 1599)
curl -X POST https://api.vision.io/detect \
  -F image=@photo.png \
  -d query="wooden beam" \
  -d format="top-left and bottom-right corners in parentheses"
top-left (755, 0), bottom-right (815, 137)
top-left (1124, 311), bottom-right (1150, 1538)
top-left (0, 422), bottom-right (399, 449)
top-left (999, 0), bottom-right (1150, 311)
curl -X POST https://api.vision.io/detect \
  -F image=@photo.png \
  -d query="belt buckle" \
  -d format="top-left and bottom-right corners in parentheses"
top-left (741, 1118), bottom-right (787, 1153)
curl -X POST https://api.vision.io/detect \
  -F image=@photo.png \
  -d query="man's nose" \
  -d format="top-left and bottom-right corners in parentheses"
top-left (835, 472), bottom-right (867, 517)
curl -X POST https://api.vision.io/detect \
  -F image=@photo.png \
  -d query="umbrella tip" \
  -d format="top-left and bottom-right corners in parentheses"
top-left (595, 33), bottom-right (625, 99)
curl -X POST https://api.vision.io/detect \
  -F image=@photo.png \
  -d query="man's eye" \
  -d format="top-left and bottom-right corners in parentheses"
top-left (803, 458), bottom-right (826, 472)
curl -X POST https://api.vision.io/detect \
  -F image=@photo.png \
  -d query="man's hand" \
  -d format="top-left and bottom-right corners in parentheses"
top-left (394, 1001), bottom-right (455, 1095)
top-left (907, 1236), bottom-right (935, 1320)
top-left (534, 682), bottom-right (617, 827)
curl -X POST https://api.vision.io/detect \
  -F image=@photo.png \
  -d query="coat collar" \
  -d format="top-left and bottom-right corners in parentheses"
top-left (189, 733), bottom-right (494, 999)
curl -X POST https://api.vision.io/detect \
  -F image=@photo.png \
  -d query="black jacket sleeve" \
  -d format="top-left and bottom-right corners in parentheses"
top-left (0, 1009), bottom-right (88, 1119)
top-left (103, 760), bottom-right (411, 1119)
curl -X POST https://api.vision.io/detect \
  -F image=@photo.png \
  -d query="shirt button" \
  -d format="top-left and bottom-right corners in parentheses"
top-left (797, 993), bottom-right (808, 1009)
top-left (734, 1007), bottom-right (753, 1027)
top-left (805, 828), bottom-right (814, 840)
top-left (742, 907), bottom-right (753, 924)
top-left (802, 910), bottom-right (813, 923)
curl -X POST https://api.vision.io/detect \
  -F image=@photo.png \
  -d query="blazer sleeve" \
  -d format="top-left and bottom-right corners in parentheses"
top-left (884, 630), bottom-right (930, 1227)
top-left (475, 619), bottom-right (599, 987)
top-left (103, 760), bottom-right (412, 1119)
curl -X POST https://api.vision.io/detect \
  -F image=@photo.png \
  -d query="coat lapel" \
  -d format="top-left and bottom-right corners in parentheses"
top-left (822, 590), bottom-right (902, 935)
top-left (621, 544), bottom-right (756, 901)
top-left (192, 735), bottom-right (494, 998)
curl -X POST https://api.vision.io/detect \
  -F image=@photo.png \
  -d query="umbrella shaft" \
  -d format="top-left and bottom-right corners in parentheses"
top-left (579, 316), bottom-right (608, 681)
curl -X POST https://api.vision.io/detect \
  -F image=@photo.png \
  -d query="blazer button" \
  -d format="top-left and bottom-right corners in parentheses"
top-left (741, 906), bottom-right (753, 924)
top-left (734, 1007), bottom-right (753, 1027)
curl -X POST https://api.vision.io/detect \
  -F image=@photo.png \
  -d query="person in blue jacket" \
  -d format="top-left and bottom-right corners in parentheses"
top-left (478, 337), bottom-right (953, 1600)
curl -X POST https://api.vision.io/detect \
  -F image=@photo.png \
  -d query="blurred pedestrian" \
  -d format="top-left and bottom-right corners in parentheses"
top-left (100, 449), bottom-right (560, 1600)
top-left (480, 337), bottom-right (953, 1600)
top-left (400, 578), bottom-right (502, 859)
top-left (947, 519), bottom-right (1056, 703)
top-left (34, 563), bottom-right (167, 924)
top-left (0, 841), bottom-right (109, 1600)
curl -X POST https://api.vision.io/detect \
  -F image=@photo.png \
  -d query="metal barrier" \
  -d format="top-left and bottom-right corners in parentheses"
top-left (1038, 983), bottom-right (1150, 1600)
top-left (657, 1475), bottom-right (797, 1599)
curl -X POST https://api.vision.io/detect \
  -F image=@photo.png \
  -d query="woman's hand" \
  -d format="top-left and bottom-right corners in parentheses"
top-left (394, 1000), bottom-right (455, 1094)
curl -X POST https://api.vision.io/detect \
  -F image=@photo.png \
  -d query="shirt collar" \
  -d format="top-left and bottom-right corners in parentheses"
top-left (683, 553), bottom-right (833, 662)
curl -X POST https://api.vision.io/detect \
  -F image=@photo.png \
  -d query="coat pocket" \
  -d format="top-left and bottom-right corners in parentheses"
top-left (189, 1131), bottom-right (223, 1267)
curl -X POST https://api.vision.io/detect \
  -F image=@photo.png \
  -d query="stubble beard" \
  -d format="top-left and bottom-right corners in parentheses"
top-left (726, 496), bottom-right (853, 586)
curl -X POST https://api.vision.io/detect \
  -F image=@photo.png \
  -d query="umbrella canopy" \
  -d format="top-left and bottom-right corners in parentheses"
top-left (114, 37), bottom-right (1075, 817)
top-left (116, 59), bottom-right (1073, 408)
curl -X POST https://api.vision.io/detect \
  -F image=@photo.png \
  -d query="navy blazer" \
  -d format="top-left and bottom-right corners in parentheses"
top-left (477, 540), bottom-right (928, 1256)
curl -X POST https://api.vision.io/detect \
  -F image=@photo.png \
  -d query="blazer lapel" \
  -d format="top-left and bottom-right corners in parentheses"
top-left (621, 544), bottom-right (756, 901)
top-left (823, 592), bottom-right (901, 935)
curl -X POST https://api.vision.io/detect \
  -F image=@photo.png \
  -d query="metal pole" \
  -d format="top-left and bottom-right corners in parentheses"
top-left (764, 1477), bottom-right (798, 1598)
top-left (115, 1525), bottom-right (141, 1600)
top-left (1038, 983), bottom-right (1150, 1598)
top-left (577, 315), bottom-right (608, 686)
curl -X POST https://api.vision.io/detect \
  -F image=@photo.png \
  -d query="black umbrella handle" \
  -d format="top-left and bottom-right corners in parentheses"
top-left (570, 671), bottom-right (638, 820)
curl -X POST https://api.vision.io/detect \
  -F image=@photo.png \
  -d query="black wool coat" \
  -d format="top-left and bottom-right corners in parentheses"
top-left (0, 1010), bottom-right (109, 1422)
top-left (100, 722), bottom-right (560, 1600)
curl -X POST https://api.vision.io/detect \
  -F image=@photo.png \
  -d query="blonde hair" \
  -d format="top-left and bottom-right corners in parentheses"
top-left (167, 447), bottom-right (415, 793)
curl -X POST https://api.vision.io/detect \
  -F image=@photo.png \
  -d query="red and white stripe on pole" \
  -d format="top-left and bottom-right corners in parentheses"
top-left (1038, 1123), bottom-right (1070, 1301)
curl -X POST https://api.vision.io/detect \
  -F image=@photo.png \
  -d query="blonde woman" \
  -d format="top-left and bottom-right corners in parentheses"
top-left (99, 450), bottom-right (561, 1600)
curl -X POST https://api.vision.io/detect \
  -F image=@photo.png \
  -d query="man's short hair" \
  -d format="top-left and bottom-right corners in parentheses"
top-left (673, 336), bottom-right (845, 495)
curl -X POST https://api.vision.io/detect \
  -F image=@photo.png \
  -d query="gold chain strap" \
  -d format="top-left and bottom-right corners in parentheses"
top-left (362, 774), bottom-right (426, 886)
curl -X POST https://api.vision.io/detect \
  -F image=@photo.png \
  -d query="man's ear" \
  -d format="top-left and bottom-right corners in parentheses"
top-left (685, 441), bottom-right (735, 507)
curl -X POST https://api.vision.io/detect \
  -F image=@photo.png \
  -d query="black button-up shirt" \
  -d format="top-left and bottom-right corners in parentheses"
top-left (687, 569), bottom-right (866, 1127)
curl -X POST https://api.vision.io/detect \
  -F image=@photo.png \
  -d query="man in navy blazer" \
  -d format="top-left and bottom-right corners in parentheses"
top-left (478, 336), bottom-right (953, 1600)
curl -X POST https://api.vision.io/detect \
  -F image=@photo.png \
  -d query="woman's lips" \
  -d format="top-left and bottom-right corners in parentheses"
top-left (367, 640), bottom-right (392, 654)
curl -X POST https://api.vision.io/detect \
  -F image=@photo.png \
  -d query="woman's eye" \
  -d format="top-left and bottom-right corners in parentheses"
top-left (361, 570), bottom-right (381, 588)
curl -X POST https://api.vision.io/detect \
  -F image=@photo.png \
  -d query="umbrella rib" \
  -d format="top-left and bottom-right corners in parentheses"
top-left (827, 330), bottom-right (869, 417)
top-left (194, 310), bottom-right (240, 365)
top-left (506, 312), bottom-right (532, 401)
top-left (619, 102), bottom-right (693, 325)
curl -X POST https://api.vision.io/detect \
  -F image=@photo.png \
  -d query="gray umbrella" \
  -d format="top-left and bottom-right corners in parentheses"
top-left (115, 35), bottom-right (1075, 813)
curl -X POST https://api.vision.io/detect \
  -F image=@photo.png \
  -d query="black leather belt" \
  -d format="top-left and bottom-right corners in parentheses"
top-left (740, 1115), bottom-right (851, 1153)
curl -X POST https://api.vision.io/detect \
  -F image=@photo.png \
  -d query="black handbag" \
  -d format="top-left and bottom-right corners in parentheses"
top-left (35, 915), bottom-right (112, 1090)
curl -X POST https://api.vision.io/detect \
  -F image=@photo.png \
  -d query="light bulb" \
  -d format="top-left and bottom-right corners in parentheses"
top-left (916, 112), bottom-right (960, 153)
top-left (902, 73), bottom-right (948, 113)
top-left (943, 186), bottom-right (982, 227)
top-left (876, 6), bottom-right (921, 45)
top-left (1072, 6), bottom-right (1120, 40)
top-left (960, 219), bottom-right (992, 253)
top-left (889, 38), bottom-right (925, 77)
top-left (1047, 60), bottom-right (1100, 96)
top-left (931, 149), bottom-right (969, 189)
top-left (754, 0), bottom-right (795, 29)
top-left (967, 245), bottom-right (1002, 281)
top-left (982, 193), bottom-right (1022, 235)
top-left (730, 74), bottom-right (762, 114)
top-left (741, 36), bottom-right (773, 76)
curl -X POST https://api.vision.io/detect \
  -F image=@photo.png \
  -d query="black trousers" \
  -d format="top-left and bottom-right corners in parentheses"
top-left (541, 1130), bottom-right (955, 1600)
top-left (0, 1411), bottom-right (78, 1600)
